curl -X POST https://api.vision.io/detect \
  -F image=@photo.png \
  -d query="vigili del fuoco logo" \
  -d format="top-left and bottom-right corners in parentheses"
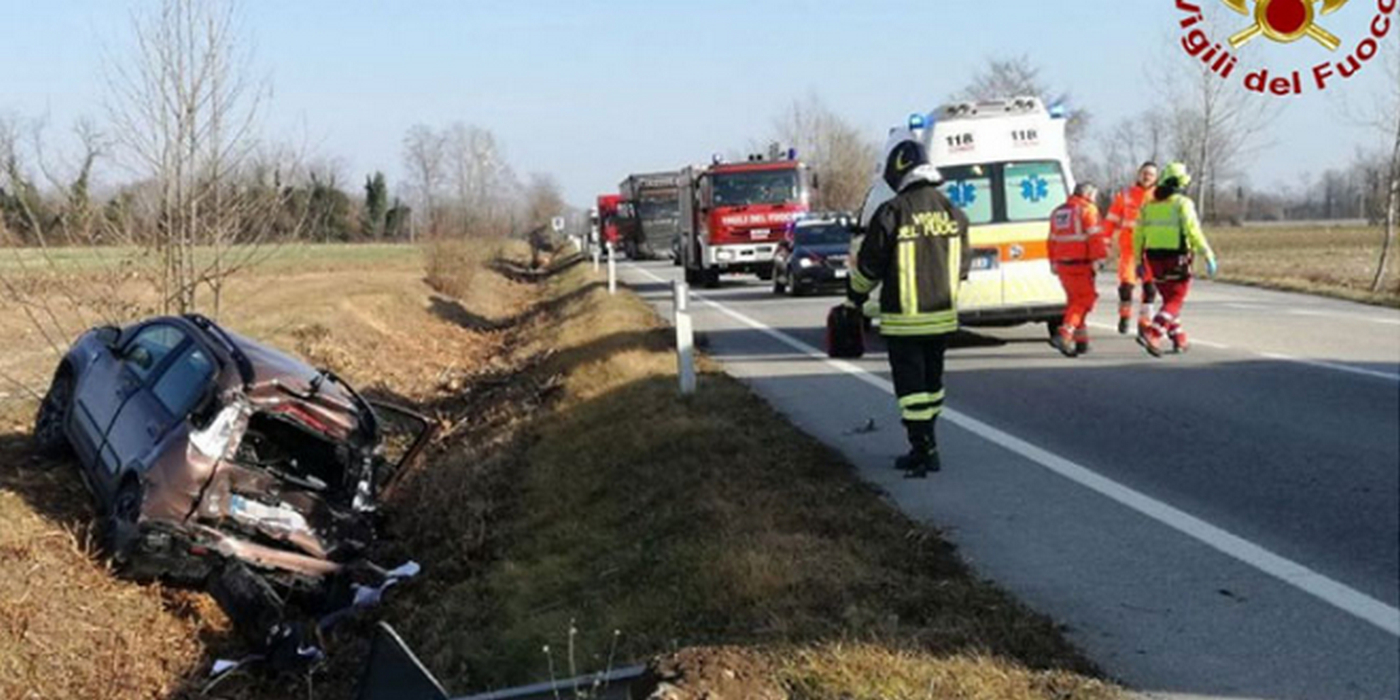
top-left (1176, 0), bottom-right (1396, 96)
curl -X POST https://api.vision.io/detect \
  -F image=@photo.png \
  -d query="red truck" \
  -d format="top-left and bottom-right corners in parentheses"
top-left (677, 154), bottom-right (812, 287)
top-left (594, 194), bottom-right (624, 249)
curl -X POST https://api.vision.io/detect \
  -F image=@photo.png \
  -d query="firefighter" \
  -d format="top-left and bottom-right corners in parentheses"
top-left (1047, 183), bottom-right (1108, 358)
top-left (1103, 162), bottom-right (1160, 335)
top-left (848, 134), bottom-right (970, 479)
top-left (1133, 162), bottom-right (1218, 357)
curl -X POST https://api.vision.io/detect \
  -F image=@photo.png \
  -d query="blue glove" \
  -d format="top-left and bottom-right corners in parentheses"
top-left (1206, 257), bottom-right (1218, 279)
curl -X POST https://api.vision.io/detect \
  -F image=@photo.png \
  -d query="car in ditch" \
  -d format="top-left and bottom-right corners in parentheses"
top-left (33, 313), bottom-right (434, 647)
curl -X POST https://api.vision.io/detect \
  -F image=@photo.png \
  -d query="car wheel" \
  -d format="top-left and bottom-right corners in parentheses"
top-left (102, 480), bottom-right (143, 569)
top-left (787, 279), bottom-right (804, 297)
top-left (34, 370), bottom-right (74, 458)
top-left (703, 269), bottom-right (721, 289)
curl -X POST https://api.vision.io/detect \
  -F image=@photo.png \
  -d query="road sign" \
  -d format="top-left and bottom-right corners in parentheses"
top-left (551, 216), bottom-right (566, 233)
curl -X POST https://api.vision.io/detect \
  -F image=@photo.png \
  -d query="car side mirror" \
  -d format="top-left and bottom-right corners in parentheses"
top-left (124, 345), bottom-right (154, 371)
top-left (95, 326), bottom-right (121, 352)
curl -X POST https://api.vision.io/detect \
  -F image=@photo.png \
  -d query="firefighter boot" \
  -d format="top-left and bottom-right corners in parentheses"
top-left (1050, 325), bottom-right (1078, 358)
top-left (895, 421), bottom-right (939, 479)
top-left (1117, 314), bottom-right (1132, 335)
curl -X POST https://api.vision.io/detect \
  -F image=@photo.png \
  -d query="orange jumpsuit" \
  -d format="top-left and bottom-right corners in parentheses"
top-left (1102, 185), bottom-right (1156, 329)
top-left (1048, 195), bottom-right (1108, 346)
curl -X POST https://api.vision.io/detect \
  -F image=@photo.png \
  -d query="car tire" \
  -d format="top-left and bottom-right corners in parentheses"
top-left (34, 370), bottom-right (74, 458)
top-left (101, 480), bottom-right (143, 570)
top-left (787, 279), bottom-right (804, 297)
top-left (703, 268), bottom-right (721, 289)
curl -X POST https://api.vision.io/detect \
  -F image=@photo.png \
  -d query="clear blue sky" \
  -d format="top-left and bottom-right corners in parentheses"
top-left (2, 0), bottom-right (1392, 205)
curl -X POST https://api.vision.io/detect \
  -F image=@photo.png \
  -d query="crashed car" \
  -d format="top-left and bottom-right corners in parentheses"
top-left (33, 313), bottom-right (433, 650)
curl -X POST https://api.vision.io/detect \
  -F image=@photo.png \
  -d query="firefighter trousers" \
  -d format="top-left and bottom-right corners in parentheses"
top-left (1057, 264), bottom-right (1098, 337)
top-left (887, 334), bottom-right (948, 449)
top-left (1145, 258), bottom-right (1192, 339)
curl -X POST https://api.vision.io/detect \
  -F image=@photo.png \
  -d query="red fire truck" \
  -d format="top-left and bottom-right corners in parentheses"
top-left (595, 194), bottom-right (624, 249)
top-left (677, 153), bottom-right (812, 287)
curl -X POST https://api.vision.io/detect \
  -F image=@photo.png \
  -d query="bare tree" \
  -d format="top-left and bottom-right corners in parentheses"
top-left (403, 123), bottom-right (447, 241)
top-left (954, 55), bottom-right (1094, 161)
top-left (1158, 25), bottom-right (1276, 222)
top-left (773, 95), bottom-right (879, 212)
top-left (104, 0), bottom-right (292, 316)
top-left (1363, 30), bottom-right (1400, 291)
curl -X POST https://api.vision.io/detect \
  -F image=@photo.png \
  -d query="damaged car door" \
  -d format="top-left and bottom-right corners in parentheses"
top-left (75, 323), bottom-right (188, 501)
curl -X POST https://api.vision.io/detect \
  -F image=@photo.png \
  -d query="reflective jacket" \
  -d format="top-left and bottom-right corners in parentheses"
top-left (1133, 193), bottom-right (1214, 261)
top-left (851, 181), bottom-right (970, 337)
top-left (1047, 195), bottom-right (1107, 265)
top-left (1104, 185), bottom-right (1149, 261)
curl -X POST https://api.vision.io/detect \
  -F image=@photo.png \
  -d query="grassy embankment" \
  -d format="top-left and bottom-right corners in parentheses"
top-left (384, 244), bottom-right (1121, 699)
top-left (1207, 224), bottom-right (1399, 307)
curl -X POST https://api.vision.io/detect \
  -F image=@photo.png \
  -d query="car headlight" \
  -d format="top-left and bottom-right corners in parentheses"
top-left (716, 250), bottom-right (735, 261)
top-left (798, 257), bottom-right (816, 269)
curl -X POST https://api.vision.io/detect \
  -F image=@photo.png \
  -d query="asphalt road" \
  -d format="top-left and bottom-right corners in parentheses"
top-left (618, 260), bottom-right (1400, 700)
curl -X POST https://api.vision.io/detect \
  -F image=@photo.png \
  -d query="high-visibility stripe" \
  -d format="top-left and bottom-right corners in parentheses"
top-left (902, 407), bottom-right (941, 421)
top-left (948, 236), bottom-right (961, 304)
top-left (850, 265), bottom-right (876, 294)
top-left (898, 390), bottom-right (946, 408)
top-left (899, 241), bottom-right (916, 315)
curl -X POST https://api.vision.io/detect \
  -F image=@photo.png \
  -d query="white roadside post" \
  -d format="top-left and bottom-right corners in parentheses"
top-left (607, 242), bottom-right (617, 295)
top-left (674, 280), bottom-right (696, 395)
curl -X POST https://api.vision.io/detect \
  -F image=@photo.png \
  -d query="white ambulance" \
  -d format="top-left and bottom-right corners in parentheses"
top-left (858, 96), bottom-right (1072, 332)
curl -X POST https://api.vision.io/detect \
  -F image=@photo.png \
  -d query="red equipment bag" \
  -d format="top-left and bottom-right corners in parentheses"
top-left (826, 304), bottom-right (866, 359)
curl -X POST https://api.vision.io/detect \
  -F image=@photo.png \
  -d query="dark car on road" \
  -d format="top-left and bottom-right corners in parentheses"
top-left (33, 314), bottom-right (433, 640)
top-left (771, 215), bottom-right (855, 296)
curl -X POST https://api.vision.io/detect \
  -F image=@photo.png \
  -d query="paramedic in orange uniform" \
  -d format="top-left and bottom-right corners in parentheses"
top-left (1047, 183), bottom-right (1108, 358)
top-left (1103, 162), bottom-right (1159, 335)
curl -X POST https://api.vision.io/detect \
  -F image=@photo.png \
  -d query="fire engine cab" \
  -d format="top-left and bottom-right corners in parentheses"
top-left (859, 96), bottom-right (1072, 331)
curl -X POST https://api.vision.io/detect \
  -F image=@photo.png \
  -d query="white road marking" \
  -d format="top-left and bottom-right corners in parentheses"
top-left (629, 264), bottom-right (1400, 638)
top-left (1287, 308), bottom-right (1400, 326)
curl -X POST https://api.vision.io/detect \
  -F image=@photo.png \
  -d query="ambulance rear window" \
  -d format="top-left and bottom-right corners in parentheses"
top-left (1004, 161), bottom-right (1068, 222)
top-left (939, 165), bottom-right (994, 225)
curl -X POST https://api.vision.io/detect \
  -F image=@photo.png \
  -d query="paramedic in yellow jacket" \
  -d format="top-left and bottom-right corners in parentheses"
top-left (1133, 162), bottom-right (1218, 357)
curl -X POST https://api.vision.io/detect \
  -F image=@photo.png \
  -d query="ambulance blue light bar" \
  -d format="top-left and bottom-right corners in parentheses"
top-left (908, 113), bottom-right (927, 130)
top-left (1049, 103), bottom-right (1067, 119)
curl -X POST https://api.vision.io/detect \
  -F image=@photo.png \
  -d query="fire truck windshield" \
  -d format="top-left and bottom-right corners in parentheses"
top-left (712, 169), bottom-right (800, 207)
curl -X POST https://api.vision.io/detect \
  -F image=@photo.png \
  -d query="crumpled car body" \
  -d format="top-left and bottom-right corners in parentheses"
top-left (34, 313), bottom-right (433, 594)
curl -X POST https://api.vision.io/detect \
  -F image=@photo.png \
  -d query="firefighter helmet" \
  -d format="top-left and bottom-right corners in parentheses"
top-left (1161, 162), bottom-right (1192, 189)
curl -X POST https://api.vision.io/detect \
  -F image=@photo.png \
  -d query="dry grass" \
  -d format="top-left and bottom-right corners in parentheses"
top-left (1208, 224), bottom-right (1400, 306)
top-left (383, 256), bottom-right (1119, 698)
top-left (0, 241), bottom-right (529, 700)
